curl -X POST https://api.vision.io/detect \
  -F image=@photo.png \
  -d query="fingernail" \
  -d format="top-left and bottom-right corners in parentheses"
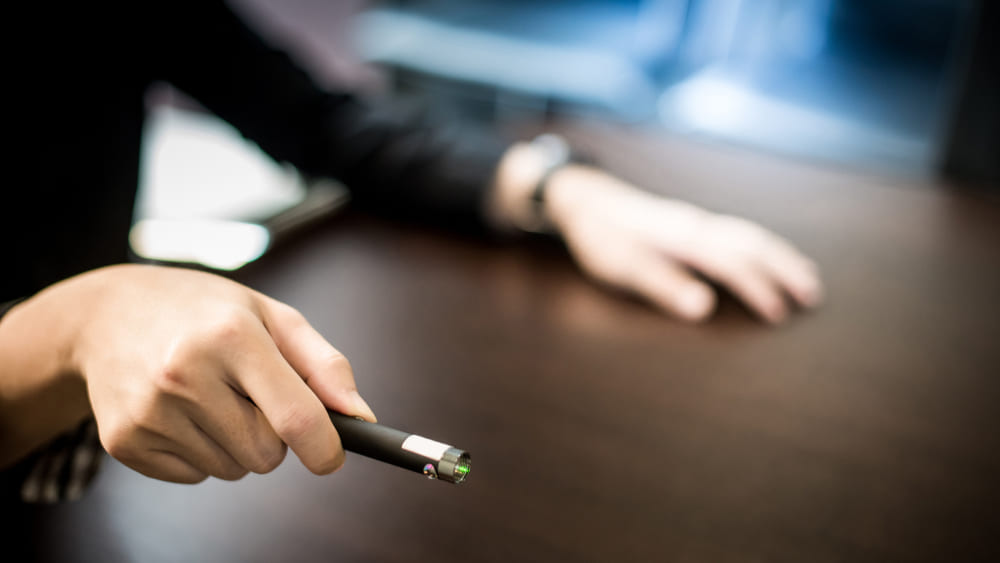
top-left (350, 391), bottom-right (377, 423)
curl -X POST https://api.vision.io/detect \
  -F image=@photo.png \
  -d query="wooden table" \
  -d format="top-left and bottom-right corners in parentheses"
top-left (11, 122), bottom-right (1000, 562)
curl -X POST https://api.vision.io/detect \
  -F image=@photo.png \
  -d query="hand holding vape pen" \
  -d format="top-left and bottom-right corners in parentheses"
top-left (327, 411), bottom-right (472, 484)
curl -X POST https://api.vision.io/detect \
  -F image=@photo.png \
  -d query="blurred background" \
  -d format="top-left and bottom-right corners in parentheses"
top-left (352, 0), bottom-right (978, 177)
top-left (135, 0), bottom-right (997, 266)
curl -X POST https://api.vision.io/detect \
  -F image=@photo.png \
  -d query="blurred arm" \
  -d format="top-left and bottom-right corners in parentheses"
top-left (150, 0), bottom-right (507, 231)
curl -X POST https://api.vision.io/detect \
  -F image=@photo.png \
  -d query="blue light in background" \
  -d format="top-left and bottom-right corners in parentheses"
top-left (355, 0), bottom-right (975, 175)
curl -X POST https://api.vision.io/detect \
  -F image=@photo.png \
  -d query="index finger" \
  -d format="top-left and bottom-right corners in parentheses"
top-left (254, 293), bottom-right (377, 423)
top-left (234, 318), bottom-right (345, 475)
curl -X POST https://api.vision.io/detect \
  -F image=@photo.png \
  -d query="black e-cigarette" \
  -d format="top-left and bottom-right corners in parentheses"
top-left (327, 411), bottom-right (472, 484)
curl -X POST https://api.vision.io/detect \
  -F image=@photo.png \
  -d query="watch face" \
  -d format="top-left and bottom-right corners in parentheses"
top-left (533, 133), bottom-right (571, 165)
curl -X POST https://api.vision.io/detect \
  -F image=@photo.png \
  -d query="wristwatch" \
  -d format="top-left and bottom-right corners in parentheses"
top-left (521, 133), bottom-right (593, 234)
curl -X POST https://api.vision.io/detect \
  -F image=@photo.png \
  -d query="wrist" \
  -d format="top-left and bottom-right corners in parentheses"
top-left (0, 278), bottom-right (94, 467)
top-left (487, 134), bottom-right (592, 235)
top-left (0, 288), bottom-right (82, 384)
top-left (540, 163), bottom-right (603, 234)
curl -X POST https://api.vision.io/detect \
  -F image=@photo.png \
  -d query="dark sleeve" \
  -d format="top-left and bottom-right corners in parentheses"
top-left (147, 0), bottom-right (509, 231)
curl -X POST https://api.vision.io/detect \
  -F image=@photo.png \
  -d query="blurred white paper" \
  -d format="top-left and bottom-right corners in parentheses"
top-left (131, 105), bottom-right (348, 270)
top-left (135, 105), bottom-right (307, 222)
top-left (129, 218), bottom-right (270, 271)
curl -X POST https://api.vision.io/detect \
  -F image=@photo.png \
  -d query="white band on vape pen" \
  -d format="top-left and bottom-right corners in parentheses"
top-left (401, 435), bottom-right (452, 460)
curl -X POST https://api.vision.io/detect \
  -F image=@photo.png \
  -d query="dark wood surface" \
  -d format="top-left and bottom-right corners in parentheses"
top-left (12, 123), bottom-right (1000, 562)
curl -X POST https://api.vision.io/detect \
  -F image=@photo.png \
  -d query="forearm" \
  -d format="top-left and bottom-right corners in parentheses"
top-left (0, 284), bottom-right (91, 469)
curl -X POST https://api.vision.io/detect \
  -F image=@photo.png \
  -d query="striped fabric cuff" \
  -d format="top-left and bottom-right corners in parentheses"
top-left (1, 298), bottom-right (106, 504)
top-left (19, 418), bottom-right (104, 504)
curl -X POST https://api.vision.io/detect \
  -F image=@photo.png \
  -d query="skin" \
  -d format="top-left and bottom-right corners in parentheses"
top-left (0, 141), bottom-right (823, 482)
top-left (0, 265), bottom-right (376, 481)
top-left (490, 142), bottom-right (823, 323)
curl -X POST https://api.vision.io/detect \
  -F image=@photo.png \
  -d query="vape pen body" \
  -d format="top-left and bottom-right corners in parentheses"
top-left (328, 411), bottom-right (471, 483)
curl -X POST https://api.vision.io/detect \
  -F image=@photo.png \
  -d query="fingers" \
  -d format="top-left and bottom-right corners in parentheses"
top-left (677, 244), bottom-right (790, 323)
top-left (710, 233), bottom-right (822, 323)
top-left (184, 380), bottom-right (287, 475)
top-left (756, 237), bottom-right (824, 308)
top-left (231, 318), bottom-right (346, 475)
top-left (630, 255), bottom-right (717, 322)
top-left (125, 450), bottom-right (208, 484)
top-left (149, 317), bottom-right (289, 477)
top-left (255, 294), bottom-right (377, 423)
top-left (102, 422), bottom-right (234, 483)
top-left (159, 420), bottom-right (249, 481)
top-left (633, 249), bottom-right (793, 324)
top-left (557, 182), bottom-right (824, 324)
top-left (96, 382), bottom-right (277, 481)
top-left (659, 216), bottom-right (822, 324)
top-left (76, 266), bottom-right (366, 483)
top-left (100, 422), bottom-right (209, 483)
top-left (718, 263), bottom-right (790, 323)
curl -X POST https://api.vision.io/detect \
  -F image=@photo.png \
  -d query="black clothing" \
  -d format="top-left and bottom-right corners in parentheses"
top-left (2, 0), bottom-right (507, 501)
top-left (4, 0), bottom-right (507, 302)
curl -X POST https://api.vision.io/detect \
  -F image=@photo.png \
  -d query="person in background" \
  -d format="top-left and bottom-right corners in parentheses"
top-left (0, 1), bottom-right (822, 502)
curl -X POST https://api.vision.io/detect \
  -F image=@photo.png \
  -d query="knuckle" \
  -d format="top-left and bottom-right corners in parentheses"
top-left (129, 385), bottom-right (168, 433)
top-left (272, 407), bottom-right (322, 445)
top-left (97, 405), bottom-right (150, 461)
top-left (154, 338), bottom-right (202, 396)
top-left (317, 349), bottom-right (353, 376)
top-left (253, 442), bottom-right (288, 474)
top-left (151, 361), bottom-right (189, 395)
top-left (269, 407), bottom-right (342, 475)
top-left (201, 306), bottom-right (255, 346)
top-left (99, 424), bottom-right (133, 461)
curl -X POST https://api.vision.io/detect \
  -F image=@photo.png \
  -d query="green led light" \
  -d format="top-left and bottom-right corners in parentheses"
top-left (451, 454), bottom-right (472, 484)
